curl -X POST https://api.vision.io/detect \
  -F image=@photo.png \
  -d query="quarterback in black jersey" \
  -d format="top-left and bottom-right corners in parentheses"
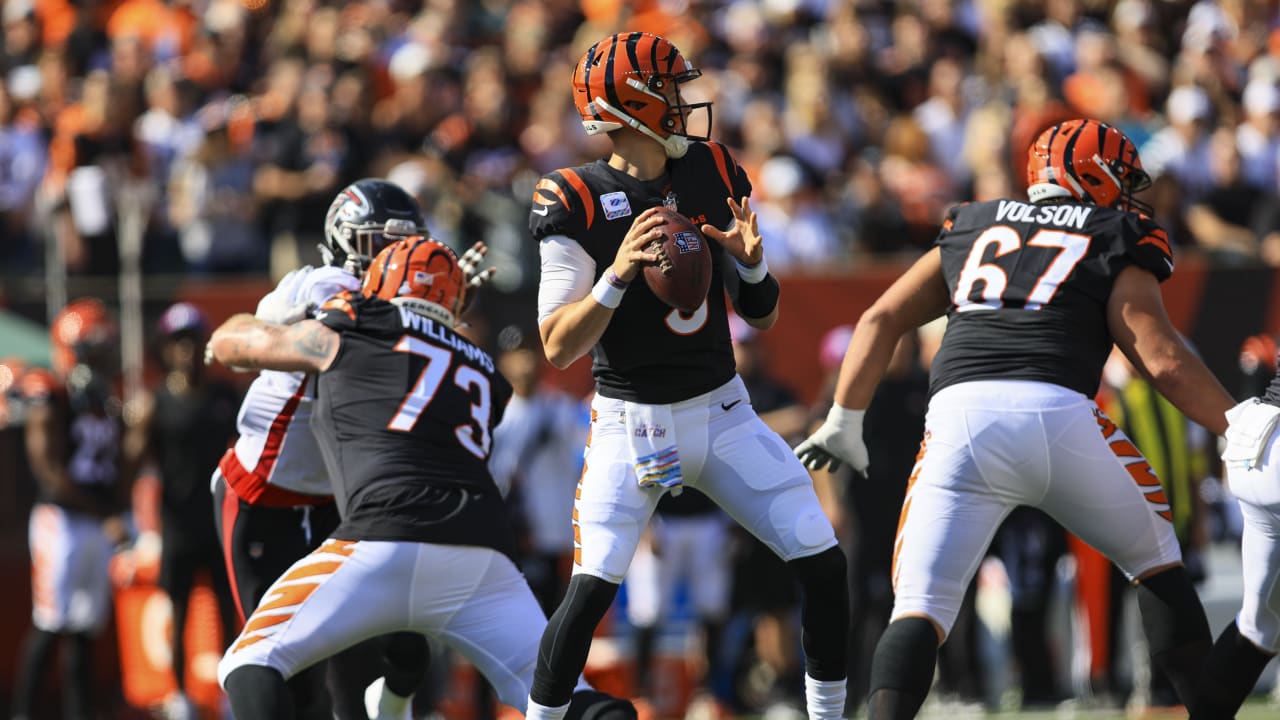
top-left (797, 119), bottom-right (1236, 719)
top-left (527, 32), bottom-right (848, 720)
top-left (208, 238), bottom-right (634, 720)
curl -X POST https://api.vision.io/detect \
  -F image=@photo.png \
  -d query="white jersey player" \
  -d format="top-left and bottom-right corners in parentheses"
top-left (1192, 367), bottom-right (1280, 718)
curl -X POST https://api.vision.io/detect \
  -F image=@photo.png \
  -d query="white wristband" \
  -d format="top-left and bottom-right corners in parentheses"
top-left (736, 255), bottom-right (769, 284)
top-left (591, 272), bottom-right (627, 309)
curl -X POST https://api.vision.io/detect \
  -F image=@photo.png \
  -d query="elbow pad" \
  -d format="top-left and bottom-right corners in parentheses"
top-left (736, 273), bottom-right (780, 319)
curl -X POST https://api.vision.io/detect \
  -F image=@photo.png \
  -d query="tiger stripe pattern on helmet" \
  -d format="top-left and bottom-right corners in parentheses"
top-left (573, 31), bottom-right (711, 158)
top-left (1027, 118), bottom-right (1151, 214)
top-left (361, 238), bottom-right (465, 327)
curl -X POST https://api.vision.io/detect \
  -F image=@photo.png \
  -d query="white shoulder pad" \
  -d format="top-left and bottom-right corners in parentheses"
top-left (300, 266), bottom-right (361, 311)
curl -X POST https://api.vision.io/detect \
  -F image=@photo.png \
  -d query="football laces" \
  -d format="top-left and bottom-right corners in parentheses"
top-left (648, 240), bottom-right (674, 275)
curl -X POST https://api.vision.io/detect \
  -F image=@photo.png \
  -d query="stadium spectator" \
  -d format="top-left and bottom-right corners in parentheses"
top-left (753, 154), bottom-right (842, 271)
top-left (1186, 126), bottom-right (1267, 263)
top-left (167, 98), bottom-right (263, 273)
top-left (1235, 79), bottom-right (1280, 192)
top-left (1141, 84), bottom-right (1215, 201)
top-left (0, 73), bottom-right (45, 270)
top-left (122, 302), bottom-right (240, 720)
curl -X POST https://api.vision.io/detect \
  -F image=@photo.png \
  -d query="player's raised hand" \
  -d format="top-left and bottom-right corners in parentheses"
top-left (459, 241), bottom-right (497, 290)
top-left (701, 196), bottom-right (763, 266)
top-left (612, 207), bottom-right (665, 283)
top-left (795, 405), bottom-right (869, 474)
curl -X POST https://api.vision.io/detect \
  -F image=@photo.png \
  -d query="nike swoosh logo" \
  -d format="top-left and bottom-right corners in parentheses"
top-left (1164, 258), bottom-right (1174, 272)
top-left (532, 206), bottom-right (550, 216)
top-left (721, 399), bottom-right (742, 412)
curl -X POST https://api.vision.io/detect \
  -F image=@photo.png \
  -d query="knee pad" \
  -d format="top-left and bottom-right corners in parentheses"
top-left (566, 690), bottom-right (638, 720)
top-left (1137, 566), bottom-right (1210, 655)
top-left (772, 486), bottom-right (837, 552)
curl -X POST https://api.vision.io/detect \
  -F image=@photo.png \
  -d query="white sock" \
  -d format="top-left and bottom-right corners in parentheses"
top-left (525, 698), bottom-right (571, 720)
top-left (805, 674), bottom-right (847, 720)
top-left (377, 683), bottom-right (414, 720)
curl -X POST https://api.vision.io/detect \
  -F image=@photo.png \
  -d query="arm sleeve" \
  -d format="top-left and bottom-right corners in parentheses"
top-left (537, 235), bottom-right (596, 325)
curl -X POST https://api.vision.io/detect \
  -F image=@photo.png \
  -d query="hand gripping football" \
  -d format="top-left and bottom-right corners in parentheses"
top-left (642, 207), bottom-right (712, 314)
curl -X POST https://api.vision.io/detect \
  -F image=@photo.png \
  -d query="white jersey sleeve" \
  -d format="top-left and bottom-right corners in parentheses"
top-left (297, 265), bottom-right (361, 314)
top-left (215, 265), bottom-right (359, 497)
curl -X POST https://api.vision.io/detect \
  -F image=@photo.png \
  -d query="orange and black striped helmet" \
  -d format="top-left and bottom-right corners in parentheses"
top-left (51, 298), bottom-right (117, 376)
top-left (572, 31), bottom-right (712, 159)
top-left (361, 238), bottom-right (465, 327)
top-left (1027, 118), bottom-right (1151, 214)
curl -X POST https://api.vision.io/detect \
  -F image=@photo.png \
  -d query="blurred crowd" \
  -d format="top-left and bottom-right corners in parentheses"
top-left (8, 0), bottom-right (1280, 290)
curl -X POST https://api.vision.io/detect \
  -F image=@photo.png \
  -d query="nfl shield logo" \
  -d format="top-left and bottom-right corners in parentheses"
top-left (601, 192), bottom-right (632, 220)
top-left (673, 231), bottom-right (701, 254)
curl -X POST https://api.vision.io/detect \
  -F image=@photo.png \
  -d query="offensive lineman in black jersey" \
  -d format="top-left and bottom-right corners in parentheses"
top-left (796, 118), bottom-right (1236, 719)
top-left (207, 238), bottom-right (635, 720)
top-left (527, 31), bottom-right (848, 720)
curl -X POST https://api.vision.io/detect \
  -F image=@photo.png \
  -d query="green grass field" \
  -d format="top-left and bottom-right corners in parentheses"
top-left (897, 696), bottom-right (1278, 718)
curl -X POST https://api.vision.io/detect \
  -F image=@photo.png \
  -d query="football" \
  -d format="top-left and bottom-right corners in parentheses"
top-left (642, 207), bottom-right (712, 314)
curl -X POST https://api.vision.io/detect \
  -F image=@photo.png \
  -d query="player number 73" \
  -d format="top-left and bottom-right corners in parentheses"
top-left (387, 335), bottom-right (493, 459)
top-left (953, 226), bottom-right (1091, 311)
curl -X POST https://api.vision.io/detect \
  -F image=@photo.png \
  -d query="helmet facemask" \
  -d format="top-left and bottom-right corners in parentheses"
top-left (325, 217), bottom-right (427, 276)
top-left (1113, 160), bottom-right (1153, 217)
top-left (323, 180), bottom-right (430, 278)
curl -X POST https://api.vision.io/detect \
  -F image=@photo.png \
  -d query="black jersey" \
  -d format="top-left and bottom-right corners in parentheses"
top-left (1263, 351), bottom-right (1280, 408)
top-left (151, 380), bottom-right (239, 540)
top-left (22, 369), bottom-right (121, 515)
top-left (530, 141), bottom-right (754, 404)
top-left (314, 293), bottom-right (516, 558)
top-left (931, 199), bottom-right (1174, 398)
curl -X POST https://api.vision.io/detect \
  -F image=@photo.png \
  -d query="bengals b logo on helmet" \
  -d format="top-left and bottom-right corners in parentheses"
top-left (362, 239), bottom-right (465, 327)
top-left (1027, 118), bottom-right (1152, 215)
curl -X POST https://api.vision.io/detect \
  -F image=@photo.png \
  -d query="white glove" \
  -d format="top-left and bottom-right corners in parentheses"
top-left (458, 241), bottom-right (497, 290)
top-left (255, 267), bottom-right (313, 325)
top-left (795, 405), bottom-right (869, 474)
top-left (255, 266), bottom-right (361, 325)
